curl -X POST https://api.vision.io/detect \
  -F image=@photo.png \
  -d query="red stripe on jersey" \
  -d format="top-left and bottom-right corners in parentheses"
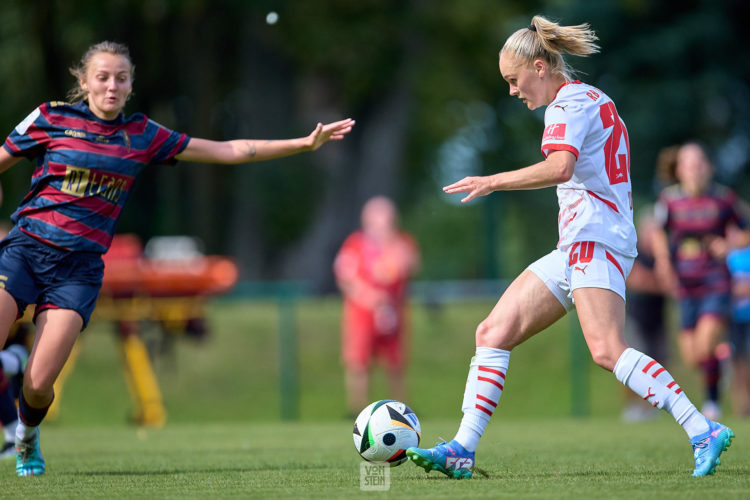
top-left (26, 126), bottom-right (53, 146)
top-left (586, 190), bottom-right (619, 213)
top-left (42, 105), bottom-right (148, 136)
top-left (52, 137), bottom-right (136, 160)
top-left (666, 381), bottom-right (677, 389)
top-left (642, 360), bottom-right (657, 374)
top-left (541, 143), bottom-right (579, 159)
top-left (478, 366), bottom-right (506, 379)
top-left (477, 376), bottom-right (504, 390)
top-left (145, 127), bottom-right (172, 159)
top-left (25, 211), bottom-right (112, 248)
top-left (675, 388), bottom-right (683, 394)
top-left (605, 251), bottom-right (625, 278)
top-left (3, 138), bottom-right (21, 154)
top-left (166, 134), bottom-right (189, 159)
top-left (475, 404), bottom-right (494, 416)
top-left (476, 394), bottom-right (498, 407)
top-left (651, 367), bottom-right (666, 378)
top-left (35, 187), bottom-right (124, 220)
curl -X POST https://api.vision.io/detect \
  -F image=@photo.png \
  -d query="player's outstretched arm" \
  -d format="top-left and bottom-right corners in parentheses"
top-left (443, 150), bottom-right (575, 203)
top-left (176, 118), bottom-right (355, 164)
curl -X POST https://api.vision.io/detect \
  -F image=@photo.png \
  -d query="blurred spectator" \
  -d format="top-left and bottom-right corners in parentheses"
top-left (652, 142), bottom-right (747, 420)
top-left (334, 196), bottom-right (419, 416)
top-left (622, 207), bottom-right (670, 421)
top-left (725, 226), bottom-right (750, 417)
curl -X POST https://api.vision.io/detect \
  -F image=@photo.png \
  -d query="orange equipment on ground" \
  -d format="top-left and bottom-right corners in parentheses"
top-left (47, 234), bottom-right (239, 427)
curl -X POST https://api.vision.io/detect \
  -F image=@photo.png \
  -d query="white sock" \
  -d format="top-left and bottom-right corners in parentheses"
top-left (614, 348), bottom-right (709, 439)
top-left (453, 347), bottom-right (510, 452)
top-left (15, 421), bottom-right (37, 443)
top-left (4, 419), bottom-right (18, 443)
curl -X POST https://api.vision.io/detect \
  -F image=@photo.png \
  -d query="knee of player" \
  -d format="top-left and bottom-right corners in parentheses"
top-left (475, 317), bottom-right (513, 349)
top-left (588, 346), bottom-right (618, 371)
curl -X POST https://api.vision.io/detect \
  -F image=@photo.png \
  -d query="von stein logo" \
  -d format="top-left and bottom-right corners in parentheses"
top-left (360, 462), bottom-right (390, 491)
top-left (60, 165), bottom-right (130, 203)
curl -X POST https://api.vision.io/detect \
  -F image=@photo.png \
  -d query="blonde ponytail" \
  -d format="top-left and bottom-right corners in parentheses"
top-left (501, 15), bottom-right (599, 81)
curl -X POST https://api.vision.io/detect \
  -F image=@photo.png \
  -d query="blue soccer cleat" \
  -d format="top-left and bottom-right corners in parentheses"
top-left (16, 428), bottom-right (45, 477)
top-left (406, 439), bottom-right (474, 479)
top-left (691, 420), bottom-right (733, 477)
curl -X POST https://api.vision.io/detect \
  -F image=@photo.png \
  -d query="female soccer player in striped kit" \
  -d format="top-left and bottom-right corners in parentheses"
top-left (0, 41), bottom-right (354, 477)
top-left (406, 16), bottom-right (733, 479)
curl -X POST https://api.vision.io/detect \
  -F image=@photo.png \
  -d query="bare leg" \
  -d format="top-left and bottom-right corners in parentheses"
top-left (573, 287), bottom-right (627, 371)
top-left (0, 290), bottom-right (20, 349)
top-left (452, 270), bottom-right (566, 452)
top-left (386, 366), bottom-right (406, 403)
top-left (24, 309), bottom-right (82, 408)
top-left (476, 270), bottom-right (567, 349)
top-left (345, 366), bottom-right (369, 416)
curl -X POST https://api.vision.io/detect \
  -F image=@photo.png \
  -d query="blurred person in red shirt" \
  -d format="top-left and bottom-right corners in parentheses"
top-left (334, 196), bottom-right (419, 416)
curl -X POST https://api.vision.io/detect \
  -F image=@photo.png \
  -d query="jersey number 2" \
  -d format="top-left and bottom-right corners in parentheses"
top-left (599, 101), bottom-right (629, 185)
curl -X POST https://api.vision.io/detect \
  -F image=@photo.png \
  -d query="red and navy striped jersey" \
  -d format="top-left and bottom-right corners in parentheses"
top-left (3, 101), bottom-right (190, 253)
top-left (656, 183), bottom-right (746, 295)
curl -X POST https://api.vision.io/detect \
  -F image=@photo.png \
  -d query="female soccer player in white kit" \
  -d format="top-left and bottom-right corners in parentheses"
top-left (406, 15), bottom-right (733, 479)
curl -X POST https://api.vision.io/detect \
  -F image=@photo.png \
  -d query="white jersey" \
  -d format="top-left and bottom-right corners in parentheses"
top-left (542, 81), bottom-right (636, 257)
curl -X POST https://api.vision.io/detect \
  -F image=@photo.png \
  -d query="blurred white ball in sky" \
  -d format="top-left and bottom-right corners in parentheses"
top-left (266, 12), bottom-right (278, 25)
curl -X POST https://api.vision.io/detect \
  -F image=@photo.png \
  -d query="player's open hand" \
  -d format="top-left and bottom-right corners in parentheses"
top-left (443, 175), bottom-right (495, 203)
top-left (307, 118), bottom-right (356, 151)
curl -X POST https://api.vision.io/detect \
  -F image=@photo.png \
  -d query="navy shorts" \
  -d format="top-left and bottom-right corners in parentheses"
top-left (678, 292), bottom-right (731, 330)
top-left (0, 229), bottom-right (104, 328)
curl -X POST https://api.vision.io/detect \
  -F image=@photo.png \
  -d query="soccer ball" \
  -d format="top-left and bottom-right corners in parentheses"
top-left (352, 400), bottom-right (421, 466)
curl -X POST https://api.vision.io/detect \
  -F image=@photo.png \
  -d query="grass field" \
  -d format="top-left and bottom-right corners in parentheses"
top-left (2, 419), bottom-right (749, 498)
top-left (3, 297), bottom-right (749, 497)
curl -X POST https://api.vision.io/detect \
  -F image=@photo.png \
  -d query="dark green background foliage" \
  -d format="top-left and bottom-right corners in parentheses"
top-left (0, 0), bottom-right (747, 286)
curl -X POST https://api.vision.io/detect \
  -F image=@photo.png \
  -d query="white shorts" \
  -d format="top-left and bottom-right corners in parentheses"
top-left (527, 241), bottom-right (634, 311)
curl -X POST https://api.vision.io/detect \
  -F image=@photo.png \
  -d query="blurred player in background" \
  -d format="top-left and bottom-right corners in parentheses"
top-left (622, 207), bottom-right (669, 422)
top-left (407, 16), bottom-right (733, 479)
top-left (334, 196), bottom-right (419, 417)
top-left (652, 142), bottom-right (748, 420)
top-left (726, 226), bottom-right (750, 416)
top-left (0, 41), bottom-right (354, 477)
top-left (0, 202), bottom-right (30, 459)
top-left (0, 327), bottom-right (28, 459)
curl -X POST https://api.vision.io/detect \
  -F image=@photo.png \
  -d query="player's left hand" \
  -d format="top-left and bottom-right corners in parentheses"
top-left (307, 118), bottom-right (356, 151)
top-left (443, 176), bottom-right (495, 203)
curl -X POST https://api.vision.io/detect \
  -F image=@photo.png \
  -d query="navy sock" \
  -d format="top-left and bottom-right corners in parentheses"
top-left (18, 392), bottom-right (53, 427)
top-left (700, 357), bottom-right (720, 402)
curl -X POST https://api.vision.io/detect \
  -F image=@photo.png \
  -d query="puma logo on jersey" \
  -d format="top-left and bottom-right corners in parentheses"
top-left (574, 265), bottom-right (588, 274)
top-left (446, 457), bottom-right (474, 470)
top-left (554, 104), bottom-right (568, 111)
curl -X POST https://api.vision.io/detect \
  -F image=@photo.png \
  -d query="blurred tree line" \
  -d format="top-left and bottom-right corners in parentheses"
top-left (0, 0), bottom-right (747, 290)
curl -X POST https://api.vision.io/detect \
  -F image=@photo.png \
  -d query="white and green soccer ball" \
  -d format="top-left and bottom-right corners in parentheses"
top-left (352, 400), bottom-right (421, 466)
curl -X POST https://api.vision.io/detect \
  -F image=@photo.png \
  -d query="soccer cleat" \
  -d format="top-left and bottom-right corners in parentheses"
top-left (406, 439), bottom-right (474, 479)
top-left (690, 420), bottom-right (733, 477)
top-left (16, 429), bottom-right (45, 477)
top-left (0, 441), bottom-right (15, 460)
